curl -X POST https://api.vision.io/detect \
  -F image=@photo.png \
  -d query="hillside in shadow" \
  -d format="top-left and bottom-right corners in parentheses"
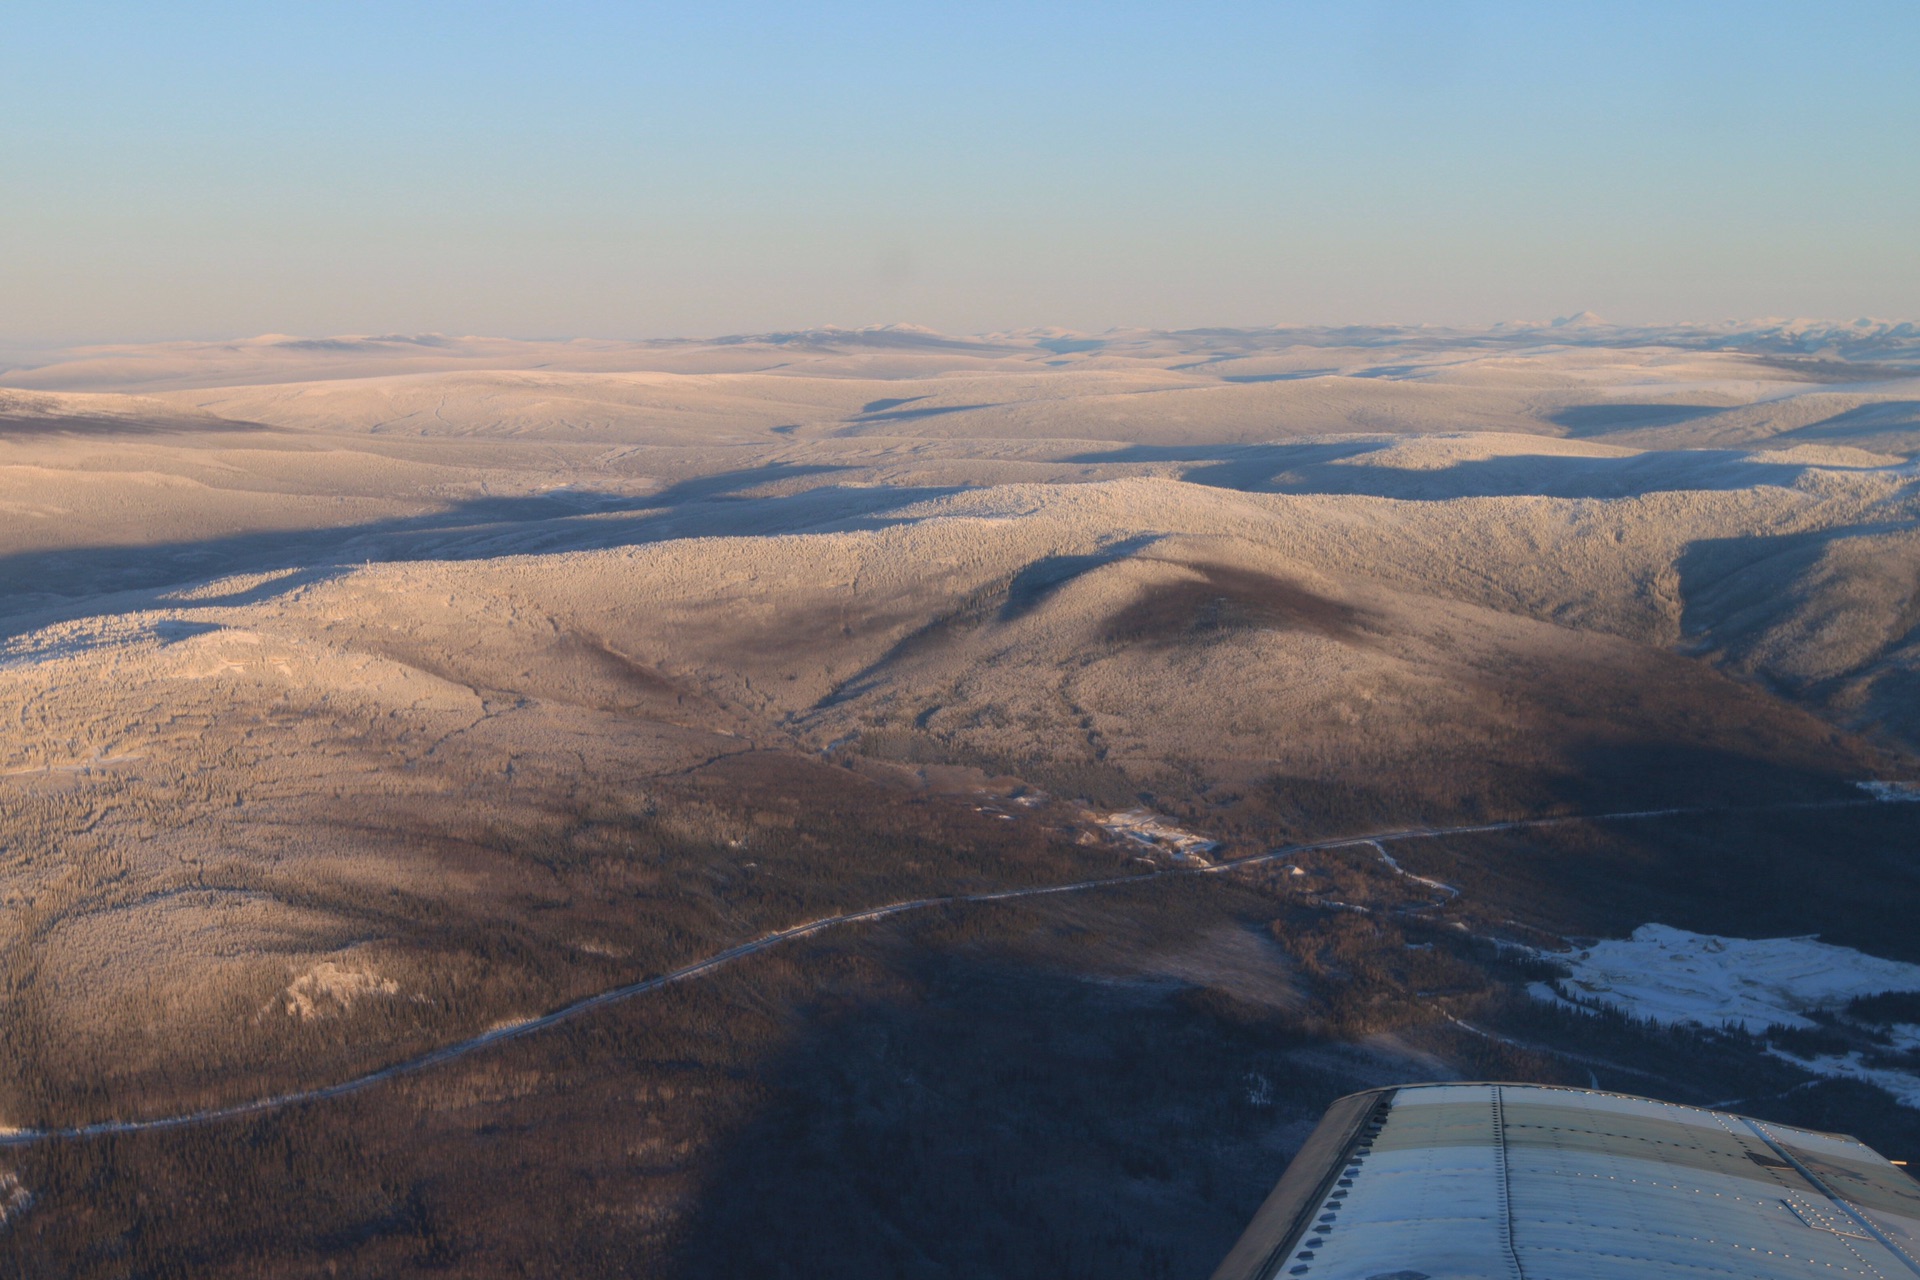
top-left (0, 472), bottom-right (967, 629)
top-left (1068, 441), bottom-right (1823, 500)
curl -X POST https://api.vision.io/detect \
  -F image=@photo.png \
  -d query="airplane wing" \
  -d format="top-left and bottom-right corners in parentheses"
top-left (1212, 1081), bottom-right (1920, 1280)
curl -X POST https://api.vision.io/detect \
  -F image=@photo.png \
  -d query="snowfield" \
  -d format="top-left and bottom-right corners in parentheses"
top-left (1533, 924), bottom-right (1920, 1107)
top-left (1538, 923), bottom-right (1920, 1033)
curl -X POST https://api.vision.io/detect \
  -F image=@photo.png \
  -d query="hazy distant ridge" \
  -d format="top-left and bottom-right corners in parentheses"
top-left (6, 316), bottom-right (1920, 394)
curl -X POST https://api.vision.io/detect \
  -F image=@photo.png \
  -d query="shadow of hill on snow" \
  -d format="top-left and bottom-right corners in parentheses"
top-left (1070, 441), bottom-right (1828, 500)
top-left (0, 470), bottom-right (971, 633)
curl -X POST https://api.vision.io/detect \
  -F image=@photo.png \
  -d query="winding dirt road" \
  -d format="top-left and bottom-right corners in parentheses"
top-left (0, 795), bottom-right (1889, 1147)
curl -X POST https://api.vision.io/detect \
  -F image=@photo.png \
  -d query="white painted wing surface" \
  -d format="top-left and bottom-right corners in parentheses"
top-left (1218, 1082), bottom-right (1920, 1280)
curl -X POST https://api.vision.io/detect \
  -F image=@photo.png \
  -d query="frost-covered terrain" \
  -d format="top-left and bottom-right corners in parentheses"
top-left (0, 322), bottom-right (1914, 1097)
top-left (1, 322), bottom-right (1917, 1276)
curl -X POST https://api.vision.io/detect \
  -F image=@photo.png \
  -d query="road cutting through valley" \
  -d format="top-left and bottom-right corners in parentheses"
top-left (0, 793), bottom-right (1894, 1148)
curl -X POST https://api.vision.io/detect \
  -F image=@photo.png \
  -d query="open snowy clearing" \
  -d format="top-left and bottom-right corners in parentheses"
top-left (1537, 923), bottom-right (1920, 1032)
top-left (1533, 924), bottom-right (1920, 1106)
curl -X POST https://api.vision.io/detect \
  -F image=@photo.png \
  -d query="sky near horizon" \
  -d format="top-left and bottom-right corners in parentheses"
top-left (2, 1), bottom-right (1916, 344)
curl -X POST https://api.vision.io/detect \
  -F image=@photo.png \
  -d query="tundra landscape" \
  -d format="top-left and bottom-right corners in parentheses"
top-left (0, 320), bottom-right (1915, 1274)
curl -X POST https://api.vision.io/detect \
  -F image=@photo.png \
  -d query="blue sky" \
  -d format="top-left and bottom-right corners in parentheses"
top-left (2, 1), bottom-right (1915, 341)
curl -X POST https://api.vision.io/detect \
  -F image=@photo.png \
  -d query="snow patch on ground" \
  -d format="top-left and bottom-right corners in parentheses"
top-left (1535, 924), bottom-right (1920, 1108)
top-left (1857, 780), bottom-right (1920, 802)
top-left (282, 961), bottom-right (400, 1020)
top-left (1367, 840), bottom-right (1459, 899)
top-left (0, 1170), bottom-right (32, 1228)
top-left (1527, 980), bottom-right (1600, 1017)
top-left (1095, 809), bottom-right (1219, 863)
top-left (1767, 1050), bottom-right (1920, 1108)
top-left (1540, 924), bottom-right (1920, 1033)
